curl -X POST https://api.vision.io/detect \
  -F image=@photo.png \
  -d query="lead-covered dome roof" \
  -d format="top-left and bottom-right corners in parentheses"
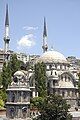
top-left (14, 71), bottom-right (25, 76)
top-left (38, 50), bottom-right (68, 63)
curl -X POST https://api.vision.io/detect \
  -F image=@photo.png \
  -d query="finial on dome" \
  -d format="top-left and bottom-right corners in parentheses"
top-left (51, 46), bottom-right (54, 51)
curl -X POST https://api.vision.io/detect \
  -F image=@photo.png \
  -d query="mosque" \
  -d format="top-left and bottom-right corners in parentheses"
top-left (30, 18), bottom-right (79, 108)
top-left (2, 4), bottom-right (80, 120)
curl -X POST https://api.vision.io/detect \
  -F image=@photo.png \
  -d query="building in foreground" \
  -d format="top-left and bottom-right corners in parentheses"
top-left (6, 70), bottom-right (31, 120)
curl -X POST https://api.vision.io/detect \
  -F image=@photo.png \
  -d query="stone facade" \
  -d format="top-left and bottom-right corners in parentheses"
top-left (33, 50), bottom-right (79, 109)
top-left (5, 50), bottom-right (80, 119)
top-left (6, 70), bottom-right (31, 119)
top-left (46, 62), bottom-right (78, 108)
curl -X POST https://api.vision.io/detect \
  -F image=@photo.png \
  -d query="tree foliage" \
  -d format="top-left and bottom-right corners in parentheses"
top-left (8, 54), bottom-right (23, 76)
top-left (32, 94), bottom-right (72, 120)
top-left (1, 54), bottom-right (23, 89)
top-left (30, 97), bottom-right (44, 110)
top-left (34, 62), bottom-right (47, 97)
top-left (0, 54), bottom-right (24, 105)
top-left (0, 90), bottom-right (5, 108)
top-left (1, 62), bottom-right (11, 89)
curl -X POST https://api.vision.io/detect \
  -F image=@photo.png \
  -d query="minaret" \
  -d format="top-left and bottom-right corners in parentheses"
top-left (42, 17), bottom-right (48, 53)
top-left (4, 4), bottom-right (10, 53)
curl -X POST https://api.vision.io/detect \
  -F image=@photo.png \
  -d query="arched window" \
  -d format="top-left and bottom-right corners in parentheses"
top-left (68, 76), bottom-right (70, 82)
top-left (65, 75), bottom-right (67, 81)
top-left (11, 92), bottom-right (15, 102)
top-left (23, 92), bottom-right (26, 100)
top-left (61, 76), bottom-right (63, 80)
top-left (18, 92), bottom-right (21, 102)
top-left (49, 64), bottom-right (52, 69)
top-left (53, 81), bottom-right (55, 86)
top-left (22, 107), bottom-right (27, 118)
top-left (55, 71), bottom-right (57, 75)
top-left (51, 70), bottom-right (53, 75)
top-left (60, 65), bottom-right (62, 69)
top-left (72, 91), bottom-right (74, 97)
top-left (64, 65), bottom-right (66, 70)
top-left (67, 91), bottom-right (70, 96)
top-left (10, 107), bottom-right (15, 119)
top-left (55, 64), bottom-right (57, 69)
top-left (62, 91), bottom-right (65, 97)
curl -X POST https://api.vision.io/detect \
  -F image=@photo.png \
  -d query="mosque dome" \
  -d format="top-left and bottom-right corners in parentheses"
top-left (14, 71), bottom-right (25, 76)
top-left (38, 50), bottom-right (67, 63)
top-left (59, 81), bottom-right (74, 88)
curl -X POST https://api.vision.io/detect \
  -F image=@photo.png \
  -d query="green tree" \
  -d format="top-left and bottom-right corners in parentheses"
top-left (8, 54), bottom-right (23, 76)
top-left (0, 54), bottom-right (24, 104)
top-left (30, 97), bottom-right (44, 110)
top-left (1, 62), bottom-right (11, 89)
top-left (0, 90), bottom-right (5, 108)
top-left (0, 73), bottom-right (2, 86)
top-left (0, 99), bottom-right (4, 108)
top-left (34, 62), bottom-right (47, 97)
top-left (1, 54), bottom-right (23, 89)
top-left (33, 94), bottom-right (72, 120)
top-left (0, 62), bottom-right (11, 102)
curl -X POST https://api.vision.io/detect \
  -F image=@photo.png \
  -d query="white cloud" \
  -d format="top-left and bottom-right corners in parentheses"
top-left (17, 34), bottom-right (35, 49)
top-left (23, 26), bottom-right (38, 31)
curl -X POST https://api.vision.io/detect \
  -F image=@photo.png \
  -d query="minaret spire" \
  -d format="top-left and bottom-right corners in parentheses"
top-left (4, 4), bottom-right (10, 53)
top-left (43, 17), bottom-right (47, 38)
top-left (4, 4), bottom-right (10, 63)
top-left (42, 17), bottom-right (48, 53)
top-left (5, 4), bottom-right (9, 26)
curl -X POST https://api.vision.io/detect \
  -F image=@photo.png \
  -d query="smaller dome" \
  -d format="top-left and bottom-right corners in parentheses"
top-left (28, 69), bottom-right (32, 72)
top-left (59, 81), bottom-right (74, 88)
top-left (14, 71), bottom-right (25, 76)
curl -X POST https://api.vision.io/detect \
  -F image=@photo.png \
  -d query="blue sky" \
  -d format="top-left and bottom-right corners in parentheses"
top-left (0, 0), bottom-right (80, 58)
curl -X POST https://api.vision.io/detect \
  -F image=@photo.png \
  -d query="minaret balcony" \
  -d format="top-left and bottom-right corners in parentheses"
top-left (4, 36), bottom-right (10, 41)
top-left (6, 102), bottom-right (30, 105)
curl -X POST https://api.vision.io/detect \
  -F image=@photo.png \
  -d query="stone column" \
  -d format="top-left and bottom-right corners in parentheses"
top-left (33, 91), bottom-right (35, 98)
top-left (51, 80), bottom-right (53, 87)
top-left (65, 90), bottom-right (67, 98)
top-left (70, 91), bottom-right (72, 97)
top-left (76, 91), bottom-right (78, 98)
top-left (37, 92), bottom-right (38, 97)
